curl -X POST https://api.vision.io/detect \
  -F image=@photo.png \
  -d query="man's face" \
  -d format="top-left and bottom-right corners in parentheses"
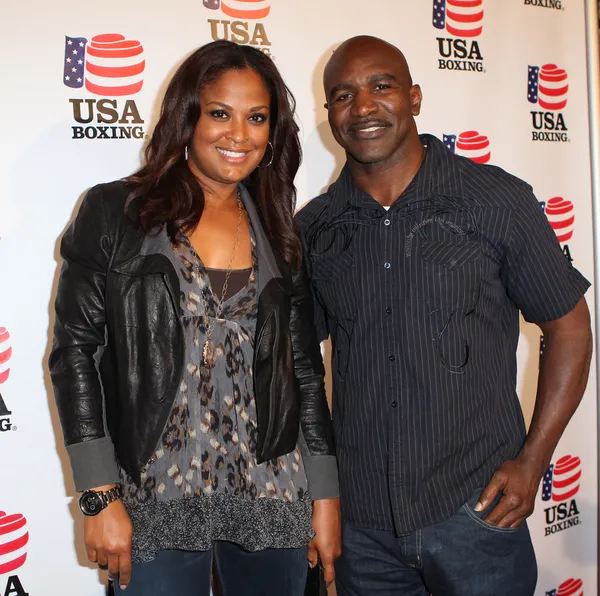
top-left (324, 48), bottom-right (422, 165)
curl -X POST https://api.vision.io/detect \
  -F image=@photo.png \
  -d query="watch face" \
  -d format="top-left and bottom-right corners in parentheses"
top-left (79, 491), bottom-right (104, 516)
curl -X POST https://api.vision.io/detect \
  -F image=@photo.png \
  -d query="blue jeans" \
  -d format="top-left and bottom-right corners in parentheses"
top-left (113, 542), bottom-right (308, 596)
top-left (335, 489), bottom-right (537, 596)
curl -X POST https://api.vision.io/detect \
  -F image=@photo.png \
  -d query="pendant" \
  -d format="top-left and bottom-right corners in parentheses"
top-left (202, 339), bottom-right (215, 368)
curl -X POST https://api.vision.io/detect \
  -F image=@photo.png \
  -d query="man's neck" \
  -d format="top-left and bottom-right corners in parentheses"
top-left (348, 135), bottom-right (426, 207)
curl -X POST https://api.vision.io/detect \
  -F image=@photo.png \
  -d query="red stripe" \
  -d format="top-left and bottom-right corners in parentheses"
top-left (0, 531), bottom-right (28, 556)
top-left (540, 71), bottom-right (568, 83)
top-left (446, 23), bottom-right (482, 37)
top-left (86, 60), bottom-right (145, 79)
top-left (90, 33), bottom-right (125, 43)
top-left (0, 369), bottom-right (9, 384)
top-left (457, 138), bottom-right (489, 151)
top-left (89, 40), bottom-right (141, 50)
top-left (558, 579), bottom-right (583, 596)
top-left (0, 346), bottom-right (11, 365)
top-left (555, 456), bottom-right (581, 473)
top-left (556, 231), bottom-right (574, 243)
top-left (552, 469), bottom-right (581, 488)
top-left (446, 9), bottom-right (484, 23)
top-left (85, 79), bottom-right (144, 97)
top-left (538, 97), bottom-right (567, 110)
top-left (86, 44), bottom-right (143, 59)
top-left (470, 151), bottom-right (490, 164)
top-left (547, 204), bottom-right (573, 216)
top-left (0, 516), bottom-right (26, 536)
top-left (0, 553), bottom-right (26, 575)
top-left (539, 83), bottom-right (568, 97)
top-left (221, 4), bottom-right (270, 18)
top-left (448, 0), bottom-right (482, 6)
top-left (0, 329), bottom-right (9, 340)
top-left (553, 484), bottom-right (579, 502)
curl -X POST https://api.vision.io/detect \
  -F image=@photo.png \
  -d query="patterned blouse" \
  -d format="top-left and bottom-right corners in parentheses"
top-left (119, 226), bottom-right (313, 563)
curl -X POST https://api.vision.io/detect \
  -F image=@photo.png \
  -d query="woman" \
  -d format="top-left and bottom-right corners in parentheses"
top-left (49, 40), bottom-right (341, 595)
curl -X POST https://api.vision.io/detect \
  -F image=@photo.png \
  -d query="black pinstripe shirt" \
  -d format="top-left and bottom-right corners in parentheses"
top-left (296, 134), bottom-right (590, 533)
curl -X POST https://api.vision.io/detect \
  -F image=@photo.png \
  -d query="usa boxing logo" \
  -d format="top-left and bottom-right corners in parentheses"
top-left (539, 197), bottom-right (575, 263)
top-left (63, 32), bottom-right (146, 141)
top-left (0, 328), bottom-right (15, 433)
top-left (443, 131), bottom-right (491, 164)
top-left (541, 455), bottom-right (582, 537)
top-left (0, 509), bottom-right (29, 596)
top-left (205, 0), bottom-right (273, 57)
top-left (433, 0), bottom-right (485, 72)
top-left (546, 578), bottom-right (583, 596)
top-left (528, 63), bottom-right (569, 142)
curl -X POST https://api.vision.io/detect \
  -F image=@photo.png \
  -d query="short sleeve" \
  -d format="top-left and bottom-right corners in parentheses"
top-left (500, 186), bottom-right (590, 323)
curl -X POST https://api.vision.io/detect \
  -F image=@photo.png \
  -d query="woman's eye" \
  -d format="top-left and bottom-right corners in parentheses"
top-left (210, 109), bottom-right (228, 119)
top-left (249, 113), bottom-right (268, 123)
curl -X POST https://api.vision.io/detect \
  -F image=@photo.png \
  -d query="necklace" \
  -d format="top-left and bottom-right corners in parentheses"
top-left (198, 191), bottom-right (244, 367)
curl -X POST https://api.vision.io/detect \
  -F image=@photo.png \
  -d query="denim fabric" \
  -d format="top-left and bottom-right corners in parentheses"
top-left (335, 488), bottom-right (537, 596)
top-left (113, 543), bottom-right (308, 596)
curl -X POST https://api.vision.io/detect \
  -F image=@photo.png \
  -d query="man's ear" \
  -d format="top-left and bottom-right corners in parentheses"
top-left (410, 84), bottom-right (423, 116)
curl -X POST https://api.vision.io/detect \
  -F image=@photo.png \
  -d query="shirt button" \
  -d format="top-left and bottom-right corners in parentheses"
top-left (386, 308), bottom-right (392, 315)
top-left (384, 262), bottom-right (391, 269)
top-left (391, 401), bottom-right (398, 408)
top-left (389, 354), bottom-right (395, 361)
top-left (384, 219), bottom-right (391, 226)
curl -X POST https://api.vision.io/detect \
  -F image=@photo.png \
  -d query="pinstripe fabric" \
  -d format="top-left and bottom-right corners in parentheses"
top-left (296, 134), bottom-right (590, 534)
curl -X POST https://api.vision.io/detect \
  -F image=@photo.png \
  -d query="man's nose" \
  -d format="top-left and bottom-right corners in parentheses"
top-left (351, 91), bottom-right (378, 117)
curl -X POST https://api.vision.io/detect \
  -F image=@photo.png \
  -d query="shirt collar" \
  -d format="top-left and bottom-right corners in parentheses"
top-left (327, 134), bottom-right (466, 215)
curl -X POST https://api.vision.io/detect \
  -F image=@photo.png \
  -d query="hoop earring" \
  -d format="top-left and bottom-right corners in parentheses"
top-left (184, 146), bottom-right (188, 161)
top-left (258, 141), bottom-right (274, 168)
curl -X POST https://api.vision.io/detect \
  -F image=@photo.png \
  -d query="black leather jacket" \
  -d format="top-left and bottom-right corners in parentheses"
top-left (49, 181), bottom-right (337, 498)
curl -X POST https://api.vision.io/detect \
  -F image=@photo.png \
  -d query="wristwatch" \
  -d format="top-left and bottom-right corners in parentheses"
top-left (78, 485), bottom-right (123, 516)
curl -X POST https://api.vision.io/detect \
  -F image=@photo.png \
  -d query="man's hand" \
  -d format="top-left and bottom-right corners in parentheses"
top-left (84, 487), bottom-right (133, 590)
top-left (475, 456), bottom-right (544, 528)
top-left (308, 497), bottom-right (342, 586)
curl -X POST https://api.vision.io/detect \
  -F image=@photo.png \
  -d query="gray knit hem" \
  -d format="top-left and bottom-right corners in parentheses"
top-left (127, 492), bottom-right (314, 563)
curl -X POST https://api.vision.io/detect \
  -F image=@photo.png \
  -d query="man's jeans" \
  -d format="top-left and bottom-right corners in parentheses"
top-left (335, 488), bottom-right (537, 596)
top-left (112, 542), bottom-right (308, 596)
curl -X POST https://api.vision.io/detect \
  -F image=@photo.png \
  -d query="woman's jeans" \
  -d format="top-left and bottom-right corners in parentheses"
top-left (113, 542), bottom-right (308, 596)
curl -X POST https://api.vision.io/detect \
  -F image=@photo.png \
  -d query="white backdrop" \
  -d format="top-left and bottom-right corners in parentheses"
top-left (0, 1), bottom-right (597, 594)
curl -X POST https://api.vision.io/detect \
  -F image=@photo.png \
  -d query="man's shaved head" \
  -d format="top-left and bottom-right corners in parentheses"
top-left (324, 36), bottom-right (413, 101)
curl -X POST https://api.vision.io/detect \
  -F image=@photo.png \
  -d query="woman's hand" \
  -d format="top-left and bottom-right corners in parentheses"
top-left (83, 486), bottom-right (133, 590)
top-left (308, 497), bottom-right (342, 586)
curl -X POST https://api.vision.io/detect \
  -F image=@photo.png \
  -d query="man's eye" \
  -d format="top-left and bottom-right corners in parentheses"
top-left (335, 93), bottom-right (352, 102)
top-left (210, 109), bottom-right (228, 119)
top-left (374, 84), bottom-right (391, 91)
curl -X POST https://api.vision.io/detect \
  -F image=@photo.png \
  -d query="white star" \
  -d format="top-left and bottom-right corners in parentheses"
top-left (67, 39), bottom-right (73, 45)
top-left (65, 75), bottom-right (70, 81)
top-left (66, 57), bottom-right (71, 63)
top-left (77, 59), bottom-right (83, 65)
top-left (73, 49), bottom-right (78, 55)
top-left (72, 67), bottom-right (77, 72)
top-left (77, 77), bottom-right (82, 82)
top-left (79, 41), bottom-right (84, 47)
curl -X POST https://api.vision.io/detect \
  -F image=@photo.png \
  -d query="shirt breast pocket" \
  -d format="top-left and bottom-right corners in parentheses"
top-left (419, 240), bottom-right (482, 311)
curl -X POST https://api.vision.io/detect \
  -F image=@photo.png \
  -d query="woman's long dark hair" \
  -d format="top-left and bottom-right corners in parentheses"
top-left (126, 40), bottom-right (302, 268)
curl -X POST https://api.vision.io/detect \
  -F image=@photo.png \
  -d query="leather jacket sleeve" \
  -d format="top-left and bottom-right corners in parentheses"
top-left (48, 185), bottom-right (120, 492)
top-left (290, 261), bottom-right (339, 500)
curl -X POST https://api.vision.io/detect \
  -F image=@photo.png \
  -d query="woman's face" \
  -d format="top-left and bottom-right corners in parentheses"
top-left (187, 68), bottom-right (271, 189)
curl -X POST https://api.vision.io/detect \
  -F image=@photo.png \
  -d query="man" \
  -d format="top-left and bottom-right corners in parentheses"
top-left (296, 36), bottom-right (592, 595)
